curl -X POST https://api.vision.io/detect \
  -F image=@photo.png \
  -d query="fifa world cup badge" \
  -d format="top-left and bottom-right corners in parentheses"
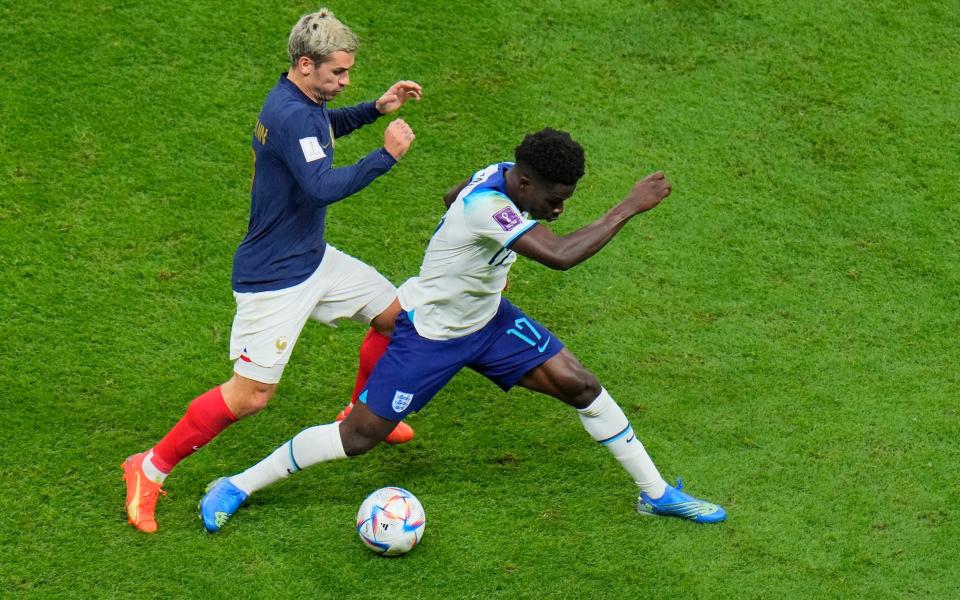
top-left (493, 206), bottom-right (522, 231)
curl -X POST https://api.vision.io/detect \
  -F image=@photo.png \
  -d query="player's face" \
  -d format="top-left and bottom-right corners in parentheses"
top-left (518, 179), bottom-right (576, 221)
top-left (306, 51), bottom-right (354, 102)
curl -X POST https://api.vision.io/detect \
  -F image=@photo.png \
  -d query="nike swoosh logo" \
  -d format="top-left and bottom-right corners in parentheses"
top-left (322, 125), bottom-right (333, 149)
top-left (626, 434), bottom-right (635, 443)
top-left (538, 339), bottom-right (550, 353)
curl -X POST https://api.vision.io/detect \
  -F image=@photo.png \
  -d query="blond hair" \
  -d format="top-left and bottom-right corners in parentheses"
top-left (287, 8), bottom-right (358, 66)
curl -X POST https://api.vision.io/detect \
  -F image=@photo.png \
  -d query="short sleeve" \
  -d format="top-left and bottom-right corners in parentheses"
top-left (462, 190), bottom-right (537, 248)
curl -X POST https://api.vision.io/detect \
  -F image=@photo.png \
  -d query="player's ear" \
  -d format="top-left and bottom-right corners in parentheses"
top-left (297, 56), bottom-right (313, 74)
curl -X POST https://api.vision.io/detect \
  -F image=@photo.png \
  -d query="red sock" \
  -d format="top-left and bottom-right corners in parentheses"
top-left (150, 386), bottom-right (237, 474)
top-left (350, 328), bottom-right (391, 404)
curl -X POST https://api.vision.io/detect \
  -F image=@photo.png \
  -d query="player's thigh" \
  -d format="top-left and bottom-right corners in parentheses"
top-left (359, 312), bottom-right (466, 421)
top-left (309, 245), bottom-right (396, 328)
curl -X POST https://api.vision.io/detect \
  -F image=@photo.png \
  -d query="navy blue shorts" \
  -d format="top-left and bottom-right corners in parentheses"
top-left (360, 298), bottom-right (565, 420)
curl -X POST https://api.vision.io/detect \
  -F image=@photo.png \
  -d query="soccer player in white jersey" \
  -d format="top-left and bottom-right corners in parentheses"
top-left (200, 128), bottom-right (726, 531)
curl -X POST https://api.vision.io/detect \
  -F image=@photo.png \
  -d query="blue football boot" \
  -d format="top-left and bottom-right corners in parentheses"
top-left (199, 477), bottom-right (248, 533)
top-left (637, 479), bottom-right (726, 523)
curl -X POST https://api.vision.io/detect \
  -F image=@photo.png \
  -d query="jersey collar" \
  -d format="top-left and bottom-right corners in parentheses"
top-left (279, 72), bottom-right (325, 108)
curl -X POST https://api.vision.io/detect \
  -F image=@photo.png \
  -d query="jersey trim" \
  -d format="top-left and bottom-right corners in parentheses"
top-left (504, 221), bottom-right (538, 249)
top-left (487, 246), bottom-right (509, 266)
top-left (487, 221), bottom-right (536, 265)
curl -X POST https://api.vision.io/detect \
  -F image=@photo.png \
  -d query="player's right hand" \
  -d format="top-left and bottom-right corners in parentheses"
top-left (626, 171), bottom-right (672, 213)
top-left (384, 119), bottom-right (415, 160)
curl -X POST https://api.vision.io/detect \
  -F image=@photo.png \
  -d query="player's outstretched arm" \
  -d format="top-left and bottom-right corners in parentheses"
top-left (329, 82), bottom-right (421, 138)
top-left (376, 81), bottom-right (423, 114)
top-left (511, 172), bottom-right (671, 271)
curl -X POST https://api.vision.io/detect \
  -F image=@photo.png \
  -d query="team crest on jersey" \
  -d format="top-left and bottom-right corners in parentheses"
top-left (493, 207), bottom-right (522, 231)
top-left (391, 390), bottom-right (414, 413)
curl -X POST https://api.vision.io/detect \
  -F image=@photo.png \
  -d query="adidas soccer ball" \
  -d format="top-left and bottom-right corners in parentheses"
top-left (356, 486), bottom-right (426, 556)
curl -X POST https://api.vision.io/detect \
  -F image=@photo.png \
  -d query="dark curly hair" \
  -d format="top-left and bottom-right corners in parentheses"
top-left (514, 128), bottom-right (585, 186)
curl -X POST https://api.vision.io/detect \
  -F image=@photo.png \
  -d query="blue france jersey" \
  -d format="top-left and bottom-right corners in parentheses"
top-left (397, 162), bottom-right (539, 339)
top-left (232, 74), bottom-right (396, 292)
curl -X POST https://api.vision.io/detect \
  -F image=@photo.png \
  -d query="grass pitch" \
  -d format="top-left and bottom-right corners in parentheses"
top-left (2, 1), bottom-right (958, 598)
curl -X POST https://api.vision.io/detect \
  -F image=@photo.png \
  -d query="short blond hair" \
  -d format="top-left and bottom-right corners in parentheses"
top-left (287, 8), bottom-right (358, 66)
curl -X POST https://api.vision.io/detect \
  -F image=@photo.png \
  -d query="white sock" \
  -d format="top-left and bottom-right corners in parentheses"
top-left (142, 450), bottom-right (168, 483)
top-left (577, 388), bottom-right (667, 499)
top-left (229, 422), bottom-right (347, 495)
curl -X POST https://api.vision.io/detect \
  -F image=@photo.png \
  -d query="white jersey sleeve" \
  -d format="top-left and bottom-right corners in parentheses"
top-left (461, 190), bottom-right (537, 249)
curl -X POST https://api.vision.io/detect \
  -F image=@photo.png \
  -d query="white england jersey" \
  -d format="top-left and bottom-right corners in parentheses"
top-left (397, 162), bottom-right (538, 340)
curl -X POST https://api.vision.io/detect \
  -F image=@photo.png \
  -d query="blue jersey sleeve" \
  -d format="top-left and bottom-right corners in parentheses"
top-left (329, 101), bottom-right (382, 137)
top-left (279, 109), bottom-right (396, 206)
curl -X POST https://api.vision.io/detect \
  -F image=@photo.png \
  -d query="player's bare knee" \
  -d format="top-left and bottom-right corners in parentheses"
top-left (578, 370), bottom-right (601, 404)
top-left (341, 430), bottom-right (380, 457)
top-left (557, 367), bottom-right (601, 408)
top-left (248, 388), bottom-right (274, 413)
top-left (233, 385), bottom-right (274, 417)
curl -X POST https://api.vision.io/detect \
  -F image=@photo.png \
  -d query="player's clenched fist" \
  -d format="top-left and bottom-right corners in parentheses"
top-left (625, 171), bottom-right (672, 214)
top-left (384, 118), bottom-right (416, 160)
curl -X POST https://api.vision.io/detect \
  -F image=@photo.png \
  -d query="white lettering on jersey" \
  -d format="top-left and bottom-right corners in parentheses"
top-left (455, 164), bottom-right (499, 203)
top-left (299, 136), bottom-right (326, 162)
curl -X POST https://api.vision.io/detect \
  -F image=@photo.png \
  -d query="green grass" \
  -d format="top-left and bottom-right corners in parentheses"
top-left (2, 0), bottom-right (959, 597)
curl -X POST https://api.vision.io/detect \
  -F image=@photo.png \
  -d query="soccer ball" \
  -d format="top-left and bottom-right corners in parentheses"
top-left (356, 486), bottom-right (426, 556)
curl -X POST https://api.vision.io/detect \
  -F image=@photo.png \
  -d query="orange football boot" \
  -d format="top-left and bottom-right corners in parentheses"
top-left (121, 452), bottom-right (166, 533)
top-left (336, 403), bottom-right (415, 445)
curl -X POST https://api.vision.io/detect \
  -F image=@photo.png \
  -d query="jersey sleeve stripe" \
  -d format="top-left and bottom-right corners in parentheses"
top-left (487, 246), bottom-right (509, 266)
top-left (503, 221), bottom-right (538, 249)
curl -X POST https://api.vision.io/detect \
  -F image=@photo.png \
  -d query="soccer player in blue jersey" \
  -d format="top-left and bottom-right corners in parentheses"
top-left (121, 8), bottom-right (421, 533)
top-left (200, 128), bottom-right (727, 531)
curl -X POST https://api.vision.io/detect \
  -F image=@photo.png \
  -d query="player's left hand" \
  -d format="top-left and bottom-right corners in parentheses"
top-left (376, 81), bottom-right (423, 114)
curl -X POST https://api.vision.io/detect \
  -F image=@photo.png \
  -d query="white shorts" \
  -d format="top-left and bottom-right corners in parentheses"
top-left (230, 244), bottom-right (395, 384)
